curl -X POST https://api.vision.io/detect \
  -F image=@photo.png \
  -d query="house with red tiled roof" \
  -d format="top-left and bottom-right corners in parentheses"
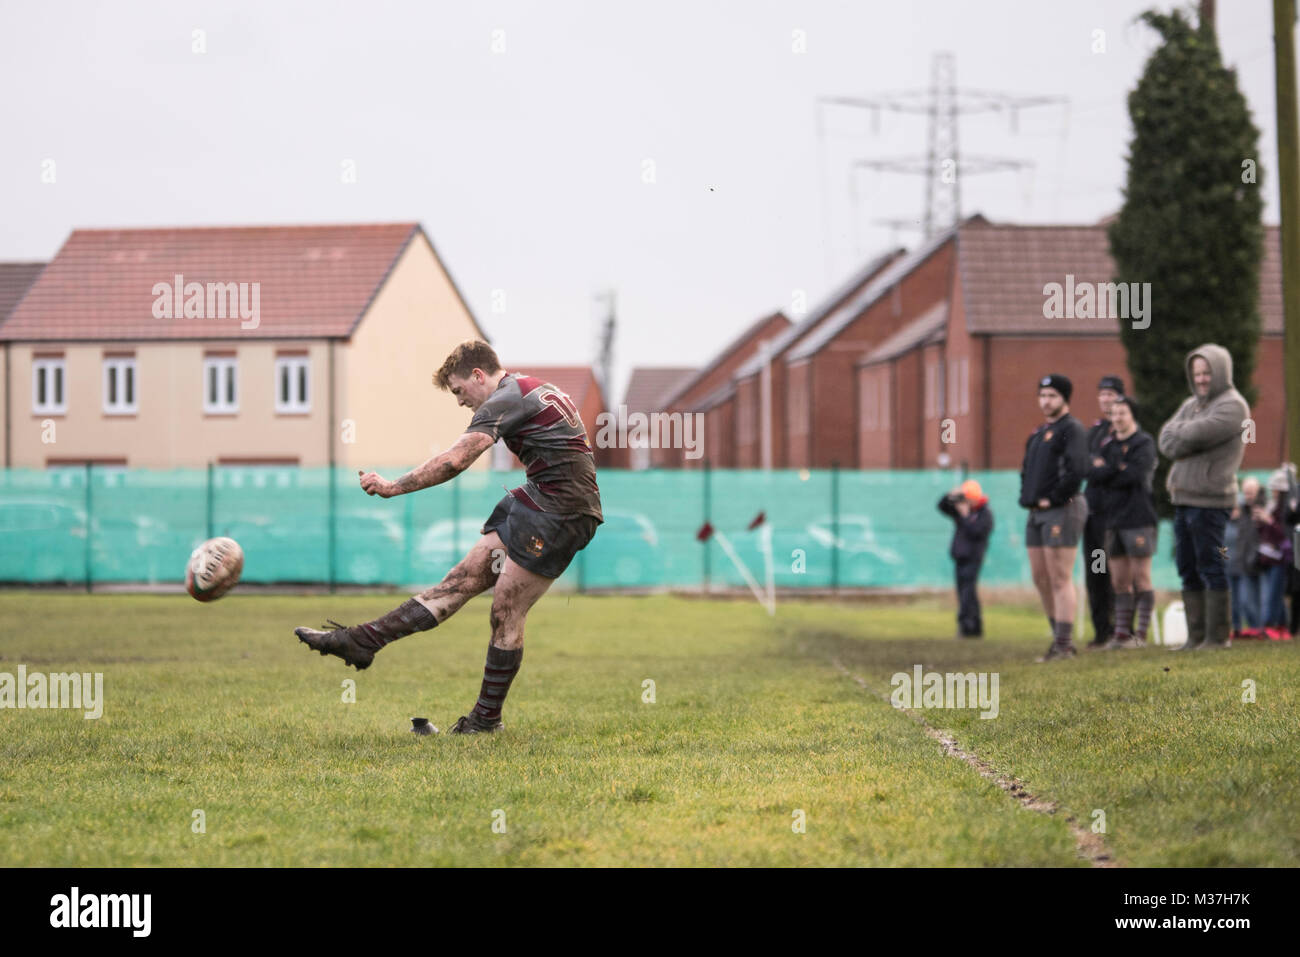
top-left (0, 223), bottom-right (487, 469)
top-left (855, 216), bottom-right (1288, 470)
top-left (491, 364), bottom-right (609, 470)
top-left (729, 247), bottom-right (904, 468)
top-left (782, 226), bottom-right (961, 469)
top-left (650, 311), bottom-right (791, 468)
top-left (0, 262), bottom-right (46, 430)
top-left (611, 366), bottom-right (696, 469)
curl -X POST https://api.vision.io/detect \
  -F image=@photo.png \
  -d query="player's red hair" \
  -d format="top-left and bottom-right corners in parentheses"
top-left (435, 340), bottom-right (500, 390)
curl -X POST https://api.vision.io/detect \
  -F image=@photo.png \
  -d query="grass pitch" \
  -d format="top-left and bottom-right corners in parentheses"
top-left (1, 592), bottom-right (1296, 866)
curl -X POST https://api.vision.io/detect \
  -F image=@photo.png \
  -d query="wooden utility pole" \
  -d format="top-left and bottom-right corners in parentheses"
top-left (1275, 0), bottom-right (1300, 462)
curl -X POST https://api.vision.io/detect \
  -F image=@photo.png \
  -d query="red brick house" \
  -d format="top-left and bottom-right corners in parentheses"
top-left (611, 366), bottom-right (695, 468)
top-left (652, 311), bottom-right (791, 468)
top-left (729, 248), bottom-right (904, 468)
top-left (783, 227), bottom-right (961, 468)
top-left (855, 217), bottom-right (1287, 470)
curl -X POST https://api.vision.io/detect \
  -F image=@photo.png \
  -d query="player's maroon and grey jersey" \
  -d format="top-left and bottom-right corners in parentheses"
top-left (464, 373), bottom-right (603, 522)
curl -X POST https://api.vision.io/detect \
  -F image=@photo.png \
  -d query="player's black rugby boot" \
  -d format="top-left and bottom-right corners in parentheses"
top-left (295, 599), bottom-right (438, 670)
top-left (294, 620), bottom-right (376, 671)
top-left (447, 713), bottom-right (504, 735)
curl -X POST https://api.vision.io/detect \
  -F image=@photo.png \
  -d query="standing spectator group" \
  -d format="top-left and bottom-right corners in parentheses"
top-left (1019, 342), bottom-right (1298, 660)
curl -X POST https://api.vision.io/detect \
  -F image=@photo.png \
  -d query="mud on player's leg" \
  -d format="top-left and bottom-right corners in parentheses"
top-left (416, 532), bottom-right (505, 623)
top-left (488, 557), bottom-right (555, 651)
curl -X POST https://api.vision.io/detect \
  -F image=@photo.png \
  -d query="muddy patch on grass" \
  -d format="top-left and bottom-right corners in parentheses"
top-left (832, 658), bottom-right (1117, 868)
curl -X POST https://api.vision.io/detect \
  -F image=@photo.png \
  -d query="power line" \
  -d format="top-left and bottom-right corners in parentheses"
top-left (819, 51), bottom-right (1067, 239)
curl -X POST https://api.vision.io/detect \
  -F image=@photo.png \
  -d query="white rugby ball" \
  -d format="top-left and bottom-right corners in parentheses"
top-left (186, 536), bottom-right (244, 602)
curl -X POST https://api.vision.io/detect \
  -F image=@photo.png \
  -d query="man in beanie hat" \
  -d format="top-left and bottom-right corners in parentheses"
top-left (1158, 344), bottom-right (1250, 650)
top-left (1020, 374), bottom-right (1090, 661)
top-left (938, 478), bottom-right (995, 638)
top-left (1081, 375), bottom-right (1125, 649)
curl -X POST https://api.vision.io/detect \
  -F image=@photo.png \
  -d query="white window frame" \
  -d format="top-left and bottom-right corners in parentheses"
top-left (275, 356), bottom-right (311, 414)
top-left (103, 357), bottom-right (138, 415)
top-left (32, 358), bottom-right (67, 414)
top-left (203, 357), bottom-right (239, 414)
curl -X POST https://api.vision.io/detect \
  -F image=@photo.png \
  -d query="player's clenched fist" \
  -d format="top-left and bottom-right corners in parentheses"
top-left (359, 470), bottom-right (397, 498)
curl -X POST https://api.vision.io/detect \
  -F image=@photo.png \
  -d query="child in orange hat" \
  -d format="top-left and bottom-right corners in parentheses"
top-left (938, 479), bottom-right (995, 638)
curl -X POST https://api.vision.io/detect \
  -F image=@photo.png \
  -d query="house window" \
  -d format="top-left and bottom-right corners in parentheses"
top-left (275, 356), bottom-right (310, 413)
top-left (860, 374), bottom-right (878, 431)
top-left (945, 358), bottom-right (969, 416)
top-left (204, 357), bottom-right (238, 414)
top-left (103, 357), bottom-right (138, 414)
top-left (788, 371), bottom-right (809, 436)
top-left (33, 358), bottom-right (67, 414)
top-left (737, 395), bottom-right (756, 445)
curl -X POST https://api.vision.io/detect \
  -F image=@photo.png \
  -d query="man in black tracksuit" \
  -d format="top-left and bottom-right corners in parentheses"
top-left (1082, 375), bottom-right (1126, 649)
top-left (938, 480), bottom-right (994, 638)
top-left (1021, 374), bottom-right (1091, 661)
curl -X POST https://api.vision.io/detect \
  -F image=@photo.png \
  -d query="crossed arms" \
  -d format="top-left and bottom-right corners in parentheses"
top-left (1158, 398), bottom-right (1243, 459)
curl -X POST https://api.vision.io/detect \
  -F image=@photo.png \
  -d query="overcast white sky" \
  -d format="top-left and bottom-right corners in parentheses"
top-left (1, 0), bottom-right (1293, 402)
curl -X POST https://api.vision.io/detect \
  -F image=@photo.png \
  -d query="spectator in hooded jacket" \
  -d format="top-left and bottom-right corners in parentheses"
top-left (938, 479), bottom-right (994, 639)
top-left (1157, 344), bottom-right (1250, 651)
top-left (1227, 476), bottom-right (1264, 640)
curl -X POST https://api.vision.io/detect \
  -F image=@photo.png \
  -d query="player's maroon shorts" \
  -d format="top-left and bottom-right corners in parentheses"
top-left (481, 493), bottom-right (600, 579)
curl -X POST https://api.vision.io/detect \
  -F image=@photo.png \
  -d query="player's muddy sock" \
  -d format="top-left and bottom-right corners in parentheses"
top-left (1134, 590), bottom-right (1155, 640)
top-left (353, 598), bottom-right (437, 652)
top-left (1113, 591), bottom-right (1135, 639)
top-left (1048, 616), bottom-right (1057, 635)
top-left (470, 644), bottom-right (523, 723)
top-left (1052, 619), bottom-right (1074, 647)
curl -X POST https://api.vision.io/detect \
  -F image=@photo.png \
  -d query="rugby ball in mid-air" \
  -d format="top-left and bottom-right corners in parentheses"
top-left (186, 537), bottom-right (244, 602)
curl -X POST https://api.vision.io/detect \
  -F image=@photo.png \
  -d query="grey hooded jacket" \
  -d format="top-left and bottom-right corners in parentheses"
top-left (1157, 343), bottom-right (1250, 509)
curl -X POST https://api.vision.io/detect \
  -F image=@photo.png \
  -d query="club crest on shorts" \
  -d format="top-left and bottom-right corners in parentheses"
top-left (1135, 535), bottom-right (1146, 546)
top-left (528, 535), bottom-right (545, 557)
top-left (1051, 525), bottom-right (1061, 537)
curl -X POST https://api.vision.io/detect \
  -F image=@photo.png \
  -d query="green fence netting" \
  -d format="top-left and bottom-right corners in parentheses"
top-left (0, 466), bottom-right (1218, 590)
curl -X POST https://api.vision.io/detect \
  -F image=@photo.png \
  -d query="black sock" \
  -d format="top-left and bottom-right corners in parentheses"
top-left (353, 598), bottom-right (437, 651)
top-left (470, 644), bottom-right (523, 723)
top-left (1053, 619), bottom-right (1074, 646)
top-left (1113, 591), bottom-right (1136, 638)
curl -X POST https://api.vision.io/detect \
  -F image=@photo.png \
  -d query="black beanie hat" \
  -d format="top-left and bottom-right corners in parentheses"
top-left (1097, 375), bottom-right (1125, 394)
top-left (1038, 373), bottom-right (1072, 402)
top-left (1113, 394), bottom-right (1140, 420)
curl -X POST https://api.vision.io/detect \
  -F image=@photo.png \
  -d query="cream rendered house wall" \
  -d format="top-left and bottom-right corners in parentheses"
top-left (337, 232), bottom-right (487, 470)
top-left (6, 341), bottom-right (331, 468)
